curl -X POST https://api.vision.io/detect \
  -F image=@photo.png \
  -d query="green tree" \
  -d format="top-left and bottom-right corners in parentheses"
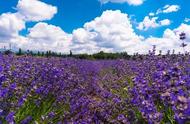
top-left (69, 50), bottom-right (73, 57)
top-left (42, 52), bottom-right (44, 56)
top-left (37, 51), bottom-right (41, 56)
top-left (18, 48), bottom-right (22, 55)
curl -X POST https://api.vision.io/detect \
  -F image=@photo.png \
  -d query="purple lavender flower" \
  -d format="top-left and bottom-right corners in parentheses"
top-left (6, 112), bottom-right (15, 123)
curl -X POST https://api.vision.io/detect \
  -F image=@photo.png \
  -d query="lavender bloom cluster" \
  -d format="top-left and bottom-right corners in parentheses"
top-left (0, 53), bottom-right (190, 124)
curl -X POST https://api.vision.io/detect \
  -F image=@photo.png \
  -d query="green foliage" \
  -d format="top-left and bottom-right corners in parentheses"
top-left (15, 95), bottom-right (54, 123)
top-left (14, 49), bottom-right (132, 59)
top-left (161, 105), bottom-right (176, 124)
top-left (93, 51), bottom-right (129, 59)
top-left (17, 48), bottom-right (22, 55)
top-left (14, 94), bottom-right (69, 124)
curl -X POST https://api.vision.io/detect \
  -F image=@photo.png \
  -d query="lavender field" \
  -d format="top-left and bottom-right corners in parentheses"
top-left (0, 53), bottom-right (190, 124)
top-left (1, 0), bottom-right (190, 123)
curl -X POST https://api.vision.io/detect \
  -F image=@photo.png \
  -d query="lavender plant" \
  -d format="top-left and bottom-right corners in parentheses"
top-left (0, 52), bottom-right (190, 124)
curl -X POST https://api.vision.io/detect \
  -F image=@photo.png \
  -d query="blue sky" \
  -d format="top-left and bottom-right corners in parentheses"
top-left (1, 0), bottom-right (189, 36)
top-left (0, 0), bottom-right (190, 54)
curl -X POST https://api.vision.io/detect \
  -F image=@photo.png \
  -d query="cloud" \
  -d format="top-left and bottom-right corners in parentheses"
top-left (137, 16), bottom-right (159, 30)
top-left (70, 10), bottom-right (181, 54)
top-left (70, 11), bottom-right (188, 54)
top-left (0, 13), bottom-right (25, 41)
top-left (137, 5), bottom-right (178, 31)
top-left (173, 23), bottom-right (190, 42)
top-left (160, 19), bottom-right (171, 26)
top-left (99, 0), bottom-right (144, 6)
top-left (184, 18), bottom-right (190, 23)
top-left (0, 0), bottom-right (58, 48)
top-left (14, 10), bottom-right (148, 54)
top-left (0, 0), bottom-right (58, 41)
top-left (0, 2), bottom-right (189, 55)
top-left (23, 22), bottom-right (72, 53)
top-left (0, 43), bottom-right (9, 49)
top-left (162, 5), bottom-right (180, 13)
top-left (17, 0), bottom-right (57, 21)
top-left (149, 12), bottom-right (155, 16)
top-left (10, 35), bottom-right (29, 49)
top-left (71, 10), bottom-right (144, 54)
top-left (145, 24), bottom-right (190, 54)
top-left (137, 16), bottom-right (171, 30)
top-left (156, 5), bottom-right (180, 15)
top-left (0, 0), bottom-right (64, 53)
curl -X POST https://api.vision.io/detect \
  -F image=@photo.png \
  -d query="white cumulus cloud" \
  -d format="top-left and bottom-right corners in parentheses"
top-left (137, 16), bottom-right (171, 30)
top-left (173, 23), bottom-right (190, 42)
top-left (156, 5), bottom-right (180, 15)
top-left (149, 12), bottom-right (155, 16)
top-left (0, 0), bottom-right (59, 50)
top-left (17, 0), bottom-right (57, 21)
top-left (70, 11), bottom-right (188, 54)
top-left (0, 13), bottom-right (25, 41)
top-left (0, 3), bottom-right (189, 55)
top-left (71, 10), bottom-right (144, 54)
top-left (160, 19), bottom-right (171, 26)
top-left (184, 18), bottom-right (190, 23)
top-left (99, 0), bottom-right (144, 6)
top-left (163, 5), bottom-right (180, 13)
top-left (137, 16), bottom-right (159, 30)
top-left (145, 23), bottom-right (190, 54)
top-left (25, 22), bottom-right (72, 53)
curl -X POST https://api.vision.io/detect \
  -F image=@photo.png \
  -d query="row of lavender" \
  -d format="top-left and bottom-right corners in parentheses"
top-left (0, 54), bottom-right (190, 124)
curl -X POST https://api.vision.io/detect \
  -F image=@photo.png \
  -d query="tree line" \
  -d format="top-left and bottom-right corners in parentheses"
top-left (13, 48), bottom-right (131, 59)
top-left (1, 47), bottom-right (189, 60)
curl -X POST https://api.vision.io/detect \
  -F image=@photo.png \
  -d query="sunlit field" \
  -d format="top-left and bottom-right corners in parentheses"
top-left (0, 52), bottom-right (190, 124)
top-left (1, 0), bottom-right (190, 123)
